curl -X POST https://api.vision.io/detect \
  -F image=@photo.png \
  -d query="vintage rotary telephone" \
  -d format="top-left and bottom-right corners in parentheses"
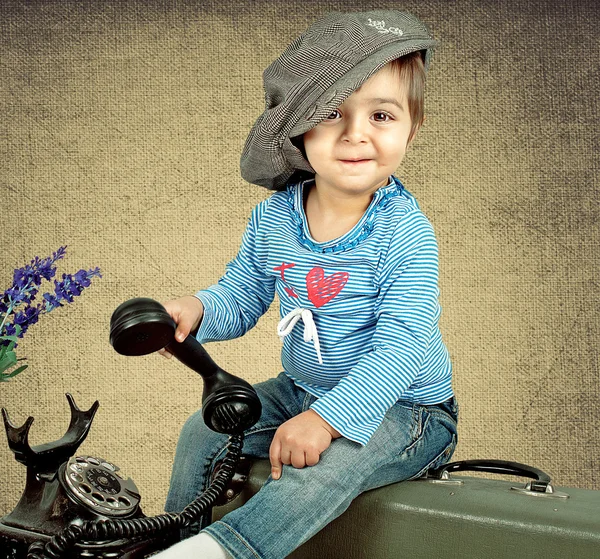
top-left (0, 297), bottom-right (262, 559)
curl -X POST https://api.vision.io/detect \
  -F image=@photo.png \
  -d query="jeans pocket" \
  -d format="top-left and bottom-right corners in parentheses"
top-left (430, 432), bottom-right (457, 469)
top-left (407, 433), bottom-right (457, 480)
top-left (431, 397), bottom-right (459, 424)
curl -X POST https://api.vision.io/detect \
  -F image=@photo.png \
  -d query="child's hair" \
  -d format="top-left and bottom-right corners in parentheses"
top-left (387, 50), bottom-right (427, 143)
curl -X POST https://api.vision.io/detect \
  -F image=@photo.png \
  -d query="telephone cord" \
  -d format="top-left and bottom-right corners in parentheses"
top-left (26, 433), bottom-right (244, 559)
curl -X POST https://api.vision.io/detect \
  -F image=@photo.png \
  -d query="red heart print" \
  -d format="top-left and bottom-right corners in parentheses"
top-left (306, 267), bottom-right (349, 308)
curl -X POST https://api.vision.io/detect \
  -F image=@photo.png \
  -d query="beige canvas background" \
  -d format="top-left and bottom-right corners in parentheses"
top-left (1, 0), bottom-right (598, 519)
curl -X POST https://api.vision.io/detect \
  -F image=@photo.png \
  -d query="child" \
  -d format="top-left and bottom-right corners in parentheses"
top-left (156, 10), bottom-right (458, 559)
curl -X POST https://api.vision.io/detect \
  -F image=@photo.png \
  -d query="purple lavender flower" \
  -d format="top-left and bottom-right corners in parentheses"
top-left (2, 246), bottom-right (66, 310)
top-left (44, 267), bottom-right (102, 310)
top-left (42, 292), bottom-right (60, 311)
top-left (1, 247), bottom-right (101, 381)
top-left (12, 305), bottom-right (42, 337)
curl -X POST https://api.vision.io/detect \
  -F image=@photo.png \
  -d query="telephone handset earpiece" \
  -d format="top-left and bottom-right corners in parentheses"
top-left (109, 297), bottom-right (262, 434)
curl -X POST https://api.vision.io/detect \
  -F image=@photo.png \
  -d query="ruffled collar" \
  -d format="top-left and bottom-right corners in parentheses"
top-left (286, 176), bottom-right (404, 253)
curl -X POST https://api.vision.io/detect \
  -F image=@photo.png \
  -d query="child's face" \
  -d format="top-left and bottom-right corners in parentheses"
top-left (303, 64), bottom-right (414, 200)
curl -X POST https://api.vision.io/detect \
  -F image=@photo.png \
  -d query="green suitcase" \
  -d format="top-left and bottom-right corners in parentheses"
top-left (212, 459), bottom-right (600, 558)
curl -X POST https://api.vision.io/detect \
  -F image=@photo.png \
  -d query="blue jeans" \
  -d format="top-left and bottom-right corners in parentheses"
top-left (165, 372), bottom-right (458, 559)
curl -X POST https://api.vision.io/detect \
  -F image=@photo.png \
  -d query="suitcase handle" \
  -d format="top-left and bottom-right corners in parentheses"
top-left (427, 459), bottom-right (551, 491)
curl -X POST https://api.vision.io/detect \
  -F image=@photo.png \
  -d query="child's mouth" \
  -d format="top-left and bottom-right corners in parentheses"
top-left (340, 159), bottom-right (370, 165)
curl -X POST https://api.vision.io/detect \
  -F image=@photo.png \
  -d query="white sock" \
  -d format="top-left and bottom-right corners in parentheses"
top-left (152, 532), bottom-right (232, 559)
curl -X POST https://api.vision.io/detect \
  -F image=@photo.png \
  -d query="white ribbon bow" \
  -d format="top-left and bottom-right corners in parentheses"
top-left (277, 307), bottom-right (323, 364)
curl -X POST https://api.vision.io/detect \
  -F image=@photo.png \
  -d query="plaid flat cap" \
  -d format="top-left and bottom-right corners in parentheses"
top-left (240, 10), bottom-right (438, 190)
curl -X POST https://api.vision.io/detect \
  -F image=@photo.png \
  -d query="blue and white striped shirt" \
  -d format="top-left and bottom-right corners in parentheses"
top-left (195, 176), bottom-right (453, 445)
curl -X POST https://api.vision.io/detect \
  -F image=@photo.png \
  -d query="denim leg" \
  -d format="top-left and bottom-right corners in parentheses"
top-left (164, 372), bottom-right (309, 535)
top-left (204, 398), bottom-right (458, 559)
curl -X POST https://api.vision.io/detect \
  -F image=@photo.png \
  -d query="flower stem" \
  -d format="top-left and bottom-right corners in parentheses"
top-left (0, 306), bottom-right (13, 335)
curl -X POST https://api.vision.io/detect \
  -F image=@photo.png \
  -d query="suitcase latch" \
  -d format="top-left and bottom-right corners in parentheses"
top-left (511, 480), bottom-right (570, 499)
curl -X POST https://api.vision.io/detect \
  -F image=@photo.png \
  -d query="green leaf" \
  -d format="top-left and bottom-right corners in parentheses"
top-left (0, 364), bottom-right (28, 381)
top-left (0, 335), bottom-right (19, 344)
top-left (0, 330), bottom-right (26, 381)
top-left (0, 350), bottom-right (18, 373)
top-left (0, 335), bottom-right (18, 355)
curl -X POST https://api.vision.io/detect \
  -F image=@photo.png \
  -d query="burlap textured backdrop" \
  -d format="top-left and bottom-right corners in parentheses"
top-left (1, 0), bottom-right (598, 518)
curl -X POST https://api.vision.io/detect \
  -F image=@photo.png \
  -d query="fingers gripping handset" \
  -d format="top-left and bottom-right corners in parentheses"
top-left (109, 297), bottom-right (261, 434)
top-left (158, 295), bottom-right (205, 358)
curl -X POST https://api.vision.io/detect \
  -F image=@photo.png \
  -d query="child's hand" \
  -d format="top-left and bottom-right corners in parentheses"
top-left (158, 295), bottom-right (204, 359)
top-left (269, 409), bottom-right (341, 480)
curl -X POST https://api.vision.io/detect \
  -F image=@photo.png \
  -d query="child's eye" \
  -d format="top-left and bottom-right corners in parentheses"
top-left (326, 109), bottom-right (342, 120)
top-left (372, 112), bottom-right (392, 122)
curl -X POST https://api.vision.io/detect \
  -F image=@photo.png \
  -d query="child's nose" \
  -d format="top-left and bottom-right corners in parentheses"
top-left (341, 117), bottom-right (368, 144)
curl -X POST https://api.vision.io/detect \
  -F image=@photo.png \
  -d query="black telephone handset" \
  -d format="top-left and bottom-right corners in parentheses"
top-left (0, 297), bottom-right (262, 559)
top-left (109, 298), bottom-right (261, 434)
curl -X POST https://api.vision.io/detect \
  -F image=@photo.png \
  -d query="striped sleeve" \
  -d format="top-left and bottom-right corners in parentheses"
top-left (194, 200), bottom-right (276, 343)
top-left (310, 210), bottom-right (440, 445)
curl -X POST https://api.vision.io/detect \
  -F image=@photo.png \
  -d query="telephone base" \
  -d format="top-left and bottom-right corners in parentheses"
top-left (0, 520), bottom-right (174, 559)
